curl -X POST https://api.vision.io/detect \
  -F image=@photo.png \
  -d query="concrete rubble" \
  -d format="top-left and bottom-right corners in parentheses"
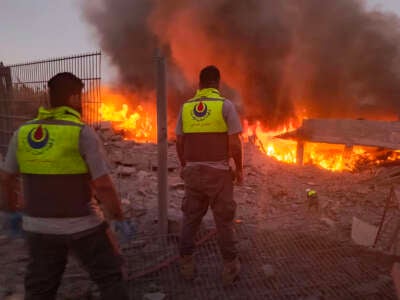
top-left (261, 264), bottom-right (275, 278)
top-left (143, 292), bottom-right (167, 300)
top-left (1, 125), bottom-right (400, 298)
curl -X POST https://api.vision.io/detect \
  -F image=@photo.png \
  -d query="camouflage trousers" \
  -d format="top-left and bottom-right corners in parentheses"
top-left (179, 165), bottom-right (238, 261)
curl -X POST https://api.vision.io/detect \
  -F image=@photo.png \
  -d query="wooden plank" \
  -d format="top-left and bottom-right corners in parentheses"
top-left (300, 119), bottom-right (400, 149)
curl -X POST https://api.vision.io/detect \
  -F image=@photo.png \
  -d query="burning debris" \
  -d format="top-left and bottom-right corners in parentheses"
top-left (98, 99), bottom-right (400, 172)
top-left (99, 87), bottom-right (157, 142)
top-left (248, 118), bottom-right (400, 171)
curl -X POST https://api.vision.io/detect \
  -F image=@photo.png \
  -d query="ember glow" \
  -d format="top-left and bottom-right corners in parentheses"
top-left (100, 88), bottom-right (157, 142)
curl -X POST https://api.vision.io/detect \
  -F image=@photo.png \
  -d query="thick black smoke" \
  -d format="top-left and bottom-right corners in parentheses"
top-left (82, 0), bottom-right (400, 128)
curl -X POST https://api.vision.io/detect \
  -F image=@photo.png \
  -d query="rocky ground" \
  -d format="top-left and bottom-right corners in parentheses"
top-left (1, 125), bottom-right (400, 299)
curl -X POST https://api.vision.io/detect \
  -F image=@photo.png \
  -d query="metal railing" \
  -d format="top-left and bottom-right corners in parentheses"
top-left (0, 52), bottom-right (101, 156)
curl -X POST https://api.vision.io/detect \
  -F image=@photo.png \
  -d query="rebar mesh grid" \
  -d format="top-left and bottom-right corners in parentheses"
top-left (0, 52), bottom-right (101, 155)
top-left (124, 225), bottom-right (396, 300)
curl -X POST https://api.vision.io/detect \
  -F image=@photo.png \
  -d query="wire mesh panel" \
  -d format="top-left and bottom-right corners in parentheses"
top-left (50, 225), bottom-right (397, 299)
top-left (123, 225), bottom-right (397, 300)
top-left (0, 52), bottom-right (101, 156)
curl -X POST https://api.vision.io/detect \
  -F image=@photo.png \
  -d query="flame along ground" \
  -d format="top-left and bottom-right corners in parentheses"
top-left (99, 89), bottom-right (400, 172)
top-left (99, 88), bottom-right (157, 142)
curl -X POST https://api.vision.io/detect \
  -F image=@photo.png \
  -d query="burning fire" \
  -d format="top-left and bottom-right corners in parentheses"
top-left (100, 88), bottom-right (157, 142)
top-left (99, 91), bottom-right (400, 172)
top-left (244, 121), bottom-right (400, 172)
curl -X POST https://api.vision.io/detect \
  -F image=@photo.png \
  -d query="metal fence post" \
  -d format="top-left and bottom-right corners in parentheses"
top-left (156, 49), bottom-right (168, 235)
top-left (0, 64), bottom-right (12, 157)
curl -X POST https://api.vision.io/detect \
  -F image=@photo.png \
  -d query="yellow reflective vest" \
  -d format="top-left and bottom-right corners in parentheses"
top-left (182, 88), bottom-right (228, 134)
top-left (17, 106), bottom-right (88, 175)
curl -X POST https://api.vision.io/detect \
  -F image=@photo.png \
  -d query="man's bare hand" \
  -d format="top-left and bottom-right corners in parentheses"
top-left (92, 175), bottom-right (124, 221)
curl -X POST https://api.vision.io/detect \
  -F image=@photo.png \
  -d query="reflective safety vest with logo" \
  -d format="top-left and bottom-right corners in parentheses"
top-left (182, 88), bottom-right (228, 162)
top-left (16, 106), bottom-right (91, 218)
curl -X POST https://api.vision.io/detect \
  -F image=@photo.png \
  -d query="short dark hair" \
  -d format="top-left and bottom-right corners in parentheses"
top-left (199, 65), bottom-right (220, 86)
top-left (48, 72), bottom-right (84, 107)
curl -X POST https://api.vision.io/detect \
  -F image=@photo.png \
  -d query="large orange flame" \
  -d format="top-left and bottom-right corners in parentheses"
top-left (100, 88), bottom-right (157, 142)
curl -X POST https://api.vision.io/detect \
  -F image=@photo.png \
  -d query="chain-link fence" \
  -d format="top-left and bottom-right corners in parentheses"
top-left (0, 52), bottom-right (101, 156)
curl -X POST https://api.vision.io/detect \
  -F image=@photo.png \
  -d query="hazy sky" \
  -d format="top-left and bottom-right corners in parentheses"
top-left (0, 0), bottom-right (400, 83)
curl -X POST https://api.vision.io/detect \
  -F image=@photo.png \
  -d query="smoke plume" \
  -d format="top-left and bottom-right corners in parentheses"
top-left (82, 0), bottom-right (400, 128)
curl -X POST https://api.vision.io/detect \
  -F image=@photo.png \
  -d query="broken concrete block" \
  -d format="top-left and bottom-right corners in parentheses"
top-left (109, 149), bottom-right (123, 163)
top-left (121, 198), bottom-right (130, 205)
top-left (262, 264), bottom-right (275, 278)
top-left (121, 153), bottom-right (139, 166)
top-left (117, 166), bottom-right (136, 177)
top-left (133, 208), bottom-right (147, 217)
top-left (143, 292), bottom-right (166, 300)
top-left (170, 182), bottom-right (184, 190)
top-left (137, 188), bottom-right (147, 196)
top-left (113, 141), bottom-right (127, 148)
top-left (137, 170), bottom-right (150, 182)
top-left (351, 217), bottom-right (378, 247)
top-left (320, 217), bottom-right (336, 228)
top-left (110, 134), bottom-right (123, 142)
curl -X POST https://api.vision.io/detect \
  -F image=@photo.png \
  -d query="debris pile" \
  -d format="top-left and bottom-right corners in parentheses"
top-left (0, 124), bottom-right (399, 298)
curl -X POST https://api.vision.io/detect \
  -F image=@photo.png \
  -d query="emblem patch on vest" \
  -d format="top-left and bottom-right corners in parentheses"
top-left (191, 101), bottom-right (211, 121)
top-left (27, 125), bottom-right (50, 149)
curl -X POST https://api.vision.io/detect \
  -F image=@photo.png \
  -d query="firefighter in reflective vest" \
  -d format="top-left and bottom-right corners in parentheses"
top-left (176, 65), bottom-right (243, 285)
top-left (1, 72), bottom-right (129, 300)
